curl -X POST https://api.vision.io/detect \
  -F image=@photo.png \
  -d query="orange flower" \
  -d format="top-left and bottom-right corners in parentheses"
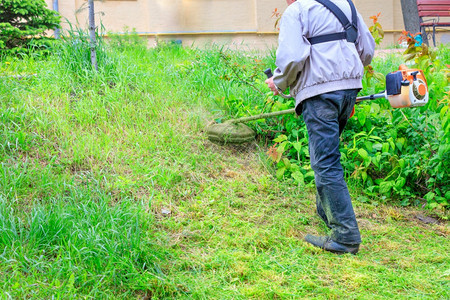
top-left (369, 12), bottom-right (381, 24)
top-left (271, 8), bottom-right (281, 18)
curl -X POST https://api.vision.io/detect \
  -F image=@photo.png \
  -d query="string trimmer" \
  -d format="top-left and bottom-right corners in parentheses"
top-left (207, 65), bottom-right (429, 144)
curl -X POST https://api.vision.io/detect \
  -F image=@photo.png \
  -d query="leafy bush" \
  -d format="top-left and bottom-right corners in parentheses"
top-left (210, 18), bottom-right (449, 211)
top-left (339, 32), bottom-right (449, 209)
top-left (264, 38), bottom-right (449, 210)
top-left (0, 0), bottom-right (60, 55)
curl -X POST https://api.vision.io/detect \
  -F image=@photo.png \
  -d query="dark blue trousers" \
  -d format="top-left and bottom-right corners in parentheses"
top-left (302, 89), bottom-right (361, 245)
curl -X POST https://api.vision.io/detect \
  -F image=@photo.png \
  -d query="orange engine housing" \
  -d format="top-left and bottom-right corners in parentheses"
top-left (398, 64), bottom-right (427, 86)
top-left (388, 64), bottom-right (429, 108)
top-left (349, 65), bottom-right (429, 118)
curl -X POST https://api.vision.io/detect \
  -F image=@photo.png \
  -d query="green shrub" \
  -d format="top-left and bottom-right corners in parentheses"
top-left (206, 41), bottom-right (448, 211)
top-left (0, 0), bottom-right (60, 55)
top-left (262, 46), bottom-right (449, 210)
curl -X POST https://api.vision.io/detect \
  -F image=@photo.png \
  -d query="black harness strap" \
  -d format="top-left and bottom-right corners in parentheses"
top-left (307, 32), bottom-right (347, 45)
top-left (307, 0), bottom-right (358, 45)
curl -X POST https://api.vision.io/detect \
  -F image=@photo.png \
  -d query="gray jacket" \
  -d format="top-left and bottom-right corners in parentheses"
top-left (273, 0), bottom-right (375, 112)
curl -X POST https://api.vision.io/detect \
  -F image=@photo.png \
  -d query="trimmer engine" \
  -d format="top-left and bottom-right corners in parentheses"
top-left (385, 64), bottom-right (429, 108)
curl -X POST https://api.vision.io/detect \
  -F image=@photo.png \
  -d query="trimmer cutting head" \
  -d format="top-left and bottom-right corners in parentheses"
top-left (206, 122), bottom-right (256, 144)
top-left (206, 108), bottom-right (296, 144)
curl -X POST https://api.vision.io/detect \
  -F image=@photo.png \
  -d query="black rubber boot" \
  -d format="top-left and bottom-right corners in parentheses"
top-left (305, 234), bottom-right (359, 255)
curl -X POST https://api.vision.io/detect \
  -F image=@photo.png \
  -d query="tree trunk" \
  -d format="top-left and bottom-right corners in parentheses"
top-left (400, 0), bottom-right (428, 44)
top-left (88, 0), bottom-right (98, 71)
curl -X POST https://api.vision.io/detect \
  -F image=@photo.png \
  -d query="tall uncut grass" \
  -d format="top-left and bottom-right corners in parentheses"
top-left (0, 28), bottom-right (448, 298)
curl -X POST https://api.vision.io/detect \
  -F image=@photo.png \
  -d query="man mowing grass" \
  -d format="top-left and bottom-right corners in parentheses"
top-left (266, 0), bottom-right (375, 254)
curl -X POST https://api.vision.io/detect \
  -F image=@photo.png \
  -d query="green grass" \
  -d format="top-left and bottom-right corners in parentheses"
top-left (0, 36), bottom-right (448, 298)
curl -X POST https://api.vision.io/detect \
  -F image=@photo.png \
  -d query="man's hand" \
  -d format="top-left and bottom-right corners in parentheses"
top-left (265, 77), bottom-right (279, 96)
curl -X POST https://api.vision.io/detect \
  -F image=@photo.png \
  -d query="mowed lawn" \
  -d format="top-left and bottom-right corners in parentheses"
top-left (0, 42), bottom-right (448, 299)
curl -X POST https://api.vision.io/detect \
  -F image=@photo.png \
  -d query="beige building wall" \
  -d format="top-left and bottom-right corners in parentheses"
top-left (354, 0), bottom-right (405, 45)
top-left (45, 0), bottom-right (447, 49)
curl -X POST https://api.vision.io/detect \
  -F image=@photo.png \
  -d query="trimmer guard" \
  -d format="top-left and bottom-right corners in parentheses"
top-left (207, 122), bottom-right (256, 144)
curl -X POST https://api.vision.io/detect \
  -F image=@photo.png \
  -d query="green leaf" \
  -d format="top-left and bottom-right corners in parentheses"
top-left (282, 158), bottom-right (291, 169)
top-left (292, 141), bottom-right (303, 152)
top-left (405, 53), bottom-right (416, 62)
top-left (401, 198), bottom-right (410, 206)
top-left (382, 143), bottom-right (389, 153)
top-left (358, 148), bottom-right (369, 161)
top-left (277, 141), bottom-right (288, 155)
top-left (371, 154), bottom-right (381, 168)
top-left (396, 138), bottom-right (406, 152)
top-left (445, 191), bottom-right (450, 200)
top-left (438, 144), bottom-right (450, 157)
top-left (276, 167), bottom-right (286, 180)
top-left (290, 163), bottom-right (300, 172)
top-left (440, 106), bottom-right (448, 120)
top-left (388, 139), bottom-right (395, 151)
top-left (368, 135), bottom-right (383, 141)
top-left (373, 72), bottom-right (385, 83)
top-left (365, 118), bottom-right (373, 131)
top-left (373, 143), bottom-right (382, 151)
top-left (305, 171), bottom-right (315, 179)
top-left (395, 177), bottom-right (406, 190)
top-left (370, 103), bottom-right (381, 114)
top-left (379, 181), bottom-right (394, 194)
top-left (273, 134), bottom-right (288, 143)
top-left (362, 171), bottom-right (368, 182)
top-left (291, 171), bottom-right (304, 185)
top-left (427, 202), bottom-right (439, 209)
top-left (364, 141), bottom-right (373, 153)
top-left (424, 192), bottom-right (436, 202)
top-left (357, 111), bottom-right (366, 126)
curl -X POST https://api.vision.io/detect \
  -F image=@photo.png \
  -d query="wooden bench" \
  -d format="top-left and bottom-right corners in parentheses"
top-left (417, 0), bottom-right (450, 46)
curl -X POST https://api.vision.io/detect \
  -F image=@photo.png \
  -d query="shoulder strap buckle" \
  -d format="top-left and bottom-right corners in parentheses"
top-left (345, 23), bottom-right (358, 43)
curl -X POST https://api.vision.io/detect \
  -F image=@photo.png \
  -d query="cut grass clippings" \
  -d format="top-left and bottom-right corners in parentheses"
top-left (0, 37), bottom-right (448, 298)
